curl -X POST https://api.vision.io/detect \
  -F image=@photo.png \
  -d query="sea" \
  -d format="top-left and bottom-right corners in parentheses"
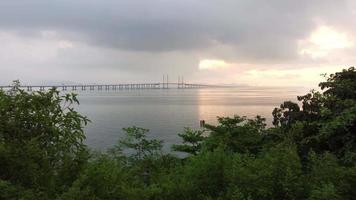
top-left (75, 87), bottom-right (306, 152)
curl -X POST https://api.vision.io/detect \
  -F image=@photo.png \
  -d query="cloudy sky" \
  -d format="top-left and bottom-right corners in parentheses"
top-left (1, 0), bottom-right (355, 87)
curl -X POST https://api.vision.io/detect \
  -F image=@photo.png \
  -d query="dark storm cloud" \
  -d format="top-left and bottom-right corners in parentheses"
top-left (0, 0), bottom-right (351, 61)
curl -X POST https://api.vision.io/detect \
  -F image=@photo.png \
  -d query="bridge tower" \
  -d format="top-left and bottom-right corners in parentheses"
top-left (162, 74), bottom-right (169, 89)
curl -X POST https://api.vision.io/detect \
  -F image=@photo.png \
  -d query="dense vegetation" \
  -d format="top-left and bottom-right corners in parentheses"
top-left (0, 68), bottom-right (355, 200)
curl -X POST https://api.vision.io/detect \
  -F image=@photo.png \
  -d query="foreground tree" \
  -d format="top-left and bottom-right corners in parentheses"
top-left (272, 67), bottom-right (356, 164)
top-left (203, 115), bottom-right (267, 154)
top-left (0, 82), bottom-right (89, 199)
top-left (172, 128), bottom-right (205, 155)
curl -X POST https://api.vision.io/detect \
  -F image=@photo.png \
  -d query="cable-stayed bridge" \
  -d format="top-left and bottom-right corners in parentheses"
top-left (0, 75), bottom-right (224, 91)
top-left (0, 76), bottom-right (223, 91)
top-left (0, 83), bottom-right (219, 91)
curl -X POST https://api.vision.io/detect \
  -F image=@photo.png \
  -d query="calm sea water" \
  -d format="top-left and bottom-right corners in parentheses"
top-left (76, 87), bottom-right (305, 152)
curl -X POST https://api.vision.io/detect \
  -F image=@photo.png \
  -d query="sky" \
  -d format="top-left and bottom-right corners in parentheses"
top-left (0, 0), bottom-right (356, 87)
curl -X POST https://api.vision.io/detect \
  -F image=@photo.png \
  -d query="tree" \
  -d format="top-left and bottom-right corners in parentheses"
top-left (319, 67), bottom-right (356, 100)
top-left (109, 126), bottom-right (164, 186)
top-left (0, 82), bottom-right (90, 198)
top-left (227, 145), bottom-right (305, 200)
top-left (111, 126), bottom-right (163, 161)
top-left (272, 101), bottom-right (301, 127)
top-left (272, 67), bottom-right (356, 163)
top-left (172, 128), bottom-right (205, 155)
top-left (203, 115), bottom-right (266, 154)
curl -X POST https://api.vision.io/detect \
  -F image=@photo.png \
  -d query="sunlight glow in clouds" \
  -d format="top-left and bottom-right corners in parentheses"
top-left (299, 26), bottom-right (353, 58)
top-left (199, 59), bottom-right (231, 70)
top-left (310, 26), bottom-right (352, 49)
top-left (241, 65), bottom-right (346, 87)
top-left (58, 40), bottom-right (74, 49)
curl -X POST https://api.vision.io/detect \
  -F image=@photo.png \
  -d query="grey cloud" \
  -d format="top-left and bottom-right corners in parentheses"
top-left (0, 0), bottom-right (354, 64)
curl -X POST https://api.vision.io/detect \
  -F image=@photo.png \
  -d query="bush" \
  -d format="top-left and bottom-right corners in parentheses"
top-left (0, 83), bottom-right (89, 198)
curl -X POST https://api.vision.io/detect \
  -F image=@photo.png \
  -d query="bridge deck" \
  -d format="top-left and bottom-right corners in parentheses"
top-left (0, 83), bottom-right (218, 91)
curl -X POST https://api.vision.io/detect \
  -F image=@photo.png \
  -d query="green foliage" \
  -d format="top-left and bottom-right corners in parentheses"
top-left (0, 179), bottom-right (38, 200)
top-left (177, 149), bottom-right (231, 199)
top-left (306, 152), bottom-right (356, 199)
top-left (272, 67), bottom-right (356, 163)
top-left (308, 183), bottom-right (342, 200)
top-left (226, 145), bottom-right (305, 200)
top-left (172, 127), bottom-right (205, 155)
top-left (0, 82), bottom-right (89, 198)
top-left (319, 67), bottom-right (356, 100)
top-left (110, 126), bottom-right (163, 161)
top-left (203, 115), bottom-right (266, 154)
top-left (62, 129), bottom-right (179, 200)
top-left (272, 101), bottom-right (301, 127)
top-left (60, 155), bottom-right (128, 200)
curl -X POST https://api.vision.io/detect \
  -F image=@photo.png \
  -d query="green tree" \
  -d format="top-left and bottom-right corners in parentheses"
top-left (110, 127), bottom-right (166, 186)
top-left (172, 128), bottom-right (205, 155)
top-left (306, 152), bottom-right (356, 199)
top-left (226, 145), bottom-right (305, 200)
top-left (0, 82), bottom-right (90, 199)
top-left (272, 67), bottom-right (356, 163)
top-left (111, 126), bottom-right (163, 161)
top-left (203, 115), bottom-right (266, 154)
top-left (272, 101), bottom-right (301, 127)
top-left (60, 155), bottom-right (128, 200)
top-left (175, 149), bottom-right (231, 200)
